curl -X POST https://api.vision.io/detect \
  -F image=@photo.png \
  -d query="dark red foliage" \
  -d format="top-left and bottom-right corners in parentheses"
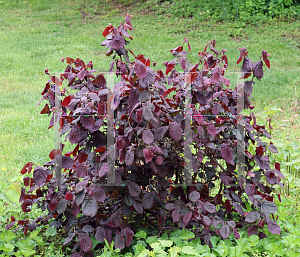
top-left (10, 14), bottom-right (282, 255)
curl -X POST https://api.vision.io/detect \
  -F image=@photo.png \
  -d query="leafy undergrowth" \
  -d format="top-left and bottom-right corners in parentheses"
top-left (0, 172), bottom-right (298, 256)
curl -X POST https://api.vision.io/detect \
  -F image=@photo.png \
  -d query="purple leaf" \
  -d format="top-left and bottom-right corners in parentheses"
top-left (207, 122), bottom-right (216, 137)
top-left (154, 126), bottom-right (168, 141)
top-left (240, 57), bottom-right (253, 78)
top-left (110, 35), bottom-right (125, 50)
top-left (183, 211), bottom-right (192, 225)
top-left (245, 211), bottom-right (260, 223)
top-left (5, 221), bottom-right (16, 230)
top-left (204, 202), bottom-right (216, 213)
top-left (267, 144), bottom-right (278, 153)
top-left (211, 104), bottom-right (219, 115)
top-left (57, 199), bottom-right (67, 214)
top-left (135, 61), bottom-right (147, 79)
top-left (261, 200), bottom-right (277, 214)
top-left (221, 143), bottom-right (234, 165)
top-left (245, 184), bottom-right (256, 197)
top-left (129, 89), bottom-right (140, 108)
top-left (95, 226), bottom-right (106, 242)
top-left (114, 233), bottom-right (125, 250)
top-left (143, 148), bottom-right (154, 163)
top-left (165, 203), bottom-right (175, 210)
top-left (142, 67), bottom-right (156, 85)
top-left (82, 225), bottom-right (94, 233)
top-left (125, 15), bottom-right (133, 30)
top-left (247, 225), bottom-right (258, 236)
top-left (220, 224), bottom-right (230, 239)
top-left (265, 170), bottom-right (277, 185)
top-left (78, 233), bottom-right (93, 253)
top-left (203, 215), bottom-right (211, 227)
top-left (197, 126), bottom-right (205, 136)
top-left (156, 156), bottom-right (163, 165)
top-left (21, 199), bottom-right (32, 213)
top-left (273, 169), bottom-right (285, 179)
top-left (227, 220), bottom-right (236, 228)
top-left (237, 47), bottom-right (248, 64)
top-left (132, 199), bottom-right (143, 214)
top-left (67, 126), bottom-right (81, 144)
top-left (124, 228), bottom-right (134, 247)
top-left (142, 192), bottom-right (155, 209)
top-left (80, 116), bottom-right (95, 130)
top-left (82, 196), bottom-right (98, 217)
top-left (77, 68), bottom-right (88, 80)
top-left (233, 228), bottom-right (240, 239)
top-left (125, 150), bottom-right (134, 166)
top-left (172, 210), bottom-right (180, 223)
top-left (62, 156), bottom-right (74, 169)
top-left (233, 202), bottom-right (244, 216)
top-left (63, 232), bottom-right (76, 245)
top-left (244, 80), bottom-right (254, 96)
top-left (142, 105), bottom-right (154, 121)
top-left (142, 129), bottom-right (154, 145)
top-left (98, 163), bottom-right (107, 177)
top-left (91, 185), bottom-right (106, 203)
top-left (181, 59), bottom-right (186, 71)
top-left (33, 166), bottom-right (47, 186)
top-left (253, 60), bottom-right (263, 80)
top-left (220, 173), bottom-right (233, 186)
top-left (127, 182), bottom-right (141, 197)
top-left (189, 191), bottom-right (200, 202)
top-left (267, 219), bottom-right (281, 234)
top-left (169, 122), bottom-right (181, 142)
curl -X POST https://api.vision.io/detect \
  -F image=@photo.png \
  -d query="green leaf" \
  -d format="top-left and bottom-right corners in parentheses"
top-left (0, 243), bottom-right (14, 252)
top-left (146, 236), bottom-right (158, 244)
top-left (27, 239), bottom-right (36, 248)
top-left (134, 230), bottom-right (147, 239)
top-left (16, 239), bottom-right (29, 249)
top-left (45, 226), bottom-right (57, 237)
top-left (195, 243), bottom-right (210, 254)
top-left (248, 235), bottom-right (260, 247)
top-left (180, 246), bottom-right (199, 255)
top-left (136, 240), bottom-right (147, 248)
top-left (137, 249), bottom-right (150, 257)
top-left (0, 193), bottom-right (7, 201)
top-left (150, 242), bottom-right (163, 251)
top-left (133, 243), bottom-right (146, 255)
top-left (169, 246), bottom-right (180, 257)
top-left (5, 189), bottom-right (20, 203)
top-left (170, 236), bottom-right (182, 247)
top-left (212, 245), bottom-right (225, 256)
top-left (34, 236), bottom-right (43, 246)
top-left (0, 230), bottom-right (16, 243)
top-left (12, 182), bottom-right (21, 195)
top-left (180, 229), bottom-right (195, 240)
top-left (124, 253), bottom-right (134, 257)
top-left (30, 230), bottom-right (39, 238)
top-left (20, 249), bottom-right (36, 257)
top-left (91, 235), bottom-right (101, 251)
top-left (158, 239), bottom-right (173, 247)
top-left (210, 236), bottom-right (219, 248)
top-left (265, 242), bottom-right (282, 254)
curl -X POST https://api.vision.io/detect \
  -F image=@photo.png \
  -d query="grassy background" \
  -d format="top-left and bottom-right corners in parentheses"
top-left (0, 0), bottom-right (300, 256)
top-left (0, 0), bottom-right (300, 186)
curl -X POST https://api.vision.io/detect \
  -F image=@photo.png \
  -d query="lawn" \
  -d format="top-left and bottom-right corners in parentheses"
top-left (0, 0), bottom-right (300, 256)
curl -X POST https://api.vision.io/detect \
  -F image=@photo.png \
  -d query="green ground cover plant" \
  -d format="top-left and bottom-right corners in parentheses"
top-left (0, 0), bottom-right (300, 256)
top-left (154, 0), bottom-right (300, 24)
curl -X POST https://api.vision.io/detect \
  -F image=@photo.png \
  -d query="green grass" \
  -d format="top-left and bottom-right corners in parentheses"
top-left (0, 0), bottom-right (300, 255)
